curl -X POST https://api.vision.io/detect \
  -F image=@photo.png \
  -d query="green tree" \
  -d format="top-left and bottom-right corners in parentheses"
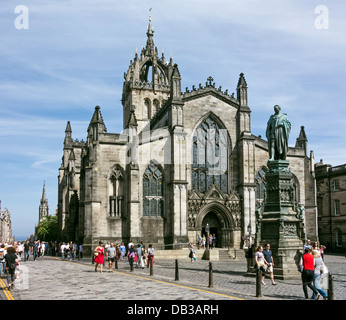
top-left (36, 215), bottom-right (58, 242)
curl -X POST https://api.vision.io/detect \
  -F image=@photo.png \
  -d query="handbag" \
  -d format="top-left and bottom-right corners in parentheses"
top-left (94, 252), bottom-right (99, 257)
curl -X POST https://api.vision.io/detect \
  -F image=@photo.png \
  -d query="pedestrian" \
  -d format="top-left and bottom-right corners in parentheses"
top-left (72, 242), bottom-right (77, 260)
top-left (120, 242), bottom-right (126, 261)
top-left (189, 243), bottom-right (195, 262)
top-left (254, 245), bottom-right (268, 286)
top-left (147, 244), bottom-right (154, 268)
top-left (212, 234), bottom-right (217, 248)
top-left (136, 244), bottom-right (144, 269)
top-left (116, 244), bottom-right (121, 261)
top-left (94, 241), bottom-right (104, 273)
top-left (106, 242), bottom-right (116, 272)
top-left (311, 250), bottom-right (328, 300)
top-left (142, 243), bottom-right (147, 266)
top-left (263, 243), bottom-right (277, 285)
top-left (312, 241), bottom-right (320, 252)
top-left (127, 244), bottom-right (136, 272)
top-left (320, 244), bottom-right (326, 261)
top-left (4, 246), bottom-right (18, 290)
top-left (68, 241), bottom-right (74, 261)
top-left (246, 243), bottom-right (254, 272)
top-left (208, 234), bottom-right (213, 249)
top-left (0, 244), bottom-right (5, 277)
top-left (303, 239), bottom-right (312, 251)
top-left (24, 240), bottom-right (30, 261)
top-left (41, 241), bottom-right (45, 257)
top-left (79, 243), bottom-right (83, 259)
top-left (201, 235), bottom-right (205, 249)
top-left (197, 234), bottom-right (201, 250)
top-left (32, 241), bottom-right (38, 261)
top-left (128, 239), bottom-right (134, 250)
top-left (299, 248), bottom-right (319, 299)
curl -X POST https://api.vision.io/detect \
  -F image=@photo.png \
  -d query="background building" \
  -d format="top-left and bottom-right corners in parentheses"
top-left (0, 202), bottom-right (13, 243)
top-left (57, 19), bottom-right (318, 255)
top-left (316, 160), bottom-right (346, 252)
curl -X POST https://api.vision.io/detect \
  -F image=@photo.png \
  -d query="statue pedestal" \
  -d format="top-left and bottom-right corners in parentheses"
top-left (257, 160), bottom-right (304, 280)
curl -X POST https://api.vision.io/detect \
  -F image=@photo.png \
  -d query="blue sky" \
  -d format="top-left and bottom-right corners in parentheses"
top-left (1, 0), bottom-right (346, 239)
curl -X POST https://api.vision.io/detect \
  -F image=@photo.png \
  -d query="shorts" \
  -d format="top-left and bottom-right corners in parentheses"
top-left (108, 257), bottom-right (115, 262)
top-left (266, 263), bottom-right (273, 273)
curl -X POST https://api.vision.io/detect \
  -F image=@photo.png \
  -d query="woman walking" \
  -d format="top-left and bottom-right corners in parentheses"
top-left (311, 250), bottom-right (328, 300)
top-left (127, 244), bottom-right (136, 272)
top-left (94, 241), bottom-right (104, 273)
top-left (254, 245), bottom-right (269, 285)
top-left (299, 248), bottom-right (319, 299)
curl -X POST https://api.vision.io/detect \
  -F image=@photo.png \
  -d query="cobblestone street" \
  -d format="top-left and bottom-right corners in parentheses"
top-left (1, 253), bottom-right (345, 302)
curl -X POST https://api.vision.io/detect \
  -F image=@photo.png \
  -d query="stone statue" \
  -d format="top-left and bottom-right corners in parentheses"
top-left (266, 105), bottom-right (291, 161)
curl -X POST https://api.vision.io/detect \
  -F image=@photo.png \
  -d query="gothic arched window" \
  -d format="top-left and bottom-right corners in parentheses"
top-left (143, 161), bottom-right (164, 217)
top-left (109, 167), bottom-right (124, 217)
top-left (255, 167), bottom-right (267, 208)
top-left (192, 115), bottom-right (228, 194)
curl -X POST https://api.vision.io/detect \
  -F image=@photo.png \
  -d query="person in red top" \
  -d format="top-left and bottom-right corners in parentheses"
top-left (299, 248), bottom-right (319, 299)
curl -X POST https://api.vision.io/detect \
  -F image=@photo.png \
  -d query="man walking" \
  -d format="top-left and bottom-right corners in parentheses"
top-left (106, 243), bottom-right (116, 272)
top-left (24, 240), bottom-right (30, 261)
top-left (263, 243), bottom-right (277, 285)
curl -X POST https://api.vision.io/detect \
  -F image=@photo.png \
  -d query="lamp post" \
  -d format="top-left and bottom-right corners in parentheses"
top-left (205, 223), bottom-right (210, 250)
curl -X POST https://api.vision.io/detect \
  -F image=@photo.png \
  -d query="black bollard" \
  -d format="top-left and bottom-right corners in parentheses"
top-left (115, 258), bottom-right (118, 269)
top-left (256, 269), bottom-right (262, 298)
top-left (150, 259), bottom-right (153, 276)
top-left (175, 259), bottom-right (179, 281)
top-left (92, 253), bottom-right (94, 264)
top-left (328, 272), bottom-right (334, 300)
top-left (209, 262), bottom-right (213, 288)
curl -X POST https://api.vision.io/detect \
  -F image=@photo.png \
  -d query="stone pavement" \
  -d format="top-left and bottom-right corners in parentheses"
top-left (1, 253), bottom-right (346, 301)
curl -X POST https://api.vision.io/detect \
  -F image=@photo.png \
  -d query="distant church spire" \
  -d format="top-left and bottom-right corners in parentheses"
top-left (39, 181), bottom-right (49, 222)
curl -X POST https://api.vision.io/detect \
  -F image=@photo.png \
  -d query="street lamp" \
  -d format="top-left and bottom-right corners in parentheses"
top-left (205, 223), bottom-right (210, 250)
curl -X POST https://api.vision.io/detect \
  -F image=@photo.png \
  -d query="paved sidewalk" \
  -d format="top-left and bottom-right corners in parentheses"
top-left (1, 253), bottom-right (345, 301)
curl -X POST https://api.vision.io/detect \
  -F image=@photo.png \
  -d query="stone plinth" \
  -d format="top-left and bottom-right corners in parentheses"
top-left (257, 160), bottom-right (304, 280)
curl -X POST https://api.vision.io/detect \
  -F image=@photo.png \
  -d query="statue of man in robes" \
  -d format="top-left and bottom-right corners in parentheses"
top-left (266, 105), bottom-right (291, 161)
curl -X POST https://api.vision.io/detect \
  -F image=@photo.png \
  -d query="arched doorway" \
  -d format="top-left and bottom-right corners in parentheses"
top-left (201, 212), bottom-right (221, 248)
top-left (196, 201), bottom-right (236, 248)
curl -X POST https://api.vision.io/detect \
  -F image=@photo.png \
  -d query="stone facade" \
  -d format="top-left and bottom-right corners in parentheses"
top-left (315, 160), bottom-right (346, 252)
top-left (57, 19), bottom-right (318, 255)
top-left (0, 206), bottom-right (13, 243)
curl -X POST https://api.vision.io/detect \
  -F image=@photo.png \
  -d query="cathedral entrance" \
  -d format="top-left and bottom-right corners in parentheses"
top-left (201, 212), bottom-right (221, 248)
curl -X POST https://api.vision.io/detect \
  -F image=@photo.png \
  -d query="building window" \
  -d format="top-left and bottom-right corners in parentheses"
top-left (336, 229), bottom-right (343, 247)
top-left (332, 180), bottom-right (340, 191)
top-left (143, 161), bottom-right (164, 217)
top-left (109, 168), bottom-right (123, 217)
top-left (192, 115), bottom-right (228, 194)
top-left (334, 199), bottom-right (340, 216)
top-left (144, 99), bottom-right (150, 119)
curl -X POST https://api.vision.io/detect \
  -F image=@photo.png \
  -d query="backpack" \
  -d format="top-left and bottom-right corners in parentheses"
top-left (0, 250), bottom-right (4, 260)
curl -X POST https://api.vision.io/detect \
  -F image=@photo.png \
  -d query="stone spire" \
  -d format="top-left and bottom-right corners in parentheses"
top-left (39, 181), bottom-right (49, 221)
top-left (145, 13), bottom-right (155, 57)
top-left (64, 121), bottom-right (73, 146)
top-left (88, 106), bottom-right (107, 141)
top-left (295, 126), bottom-right (308, 155)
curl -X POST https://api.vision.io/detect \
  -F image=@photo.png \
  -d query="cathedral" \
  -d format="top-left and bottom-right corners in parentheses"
top-left (57, 18), bottom-right (318, 255)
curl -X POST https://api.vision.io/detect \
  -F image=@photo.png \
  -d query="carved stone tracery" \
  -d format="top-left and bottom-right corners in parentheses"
top-left (187, 184), bottom-right (241, 229)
